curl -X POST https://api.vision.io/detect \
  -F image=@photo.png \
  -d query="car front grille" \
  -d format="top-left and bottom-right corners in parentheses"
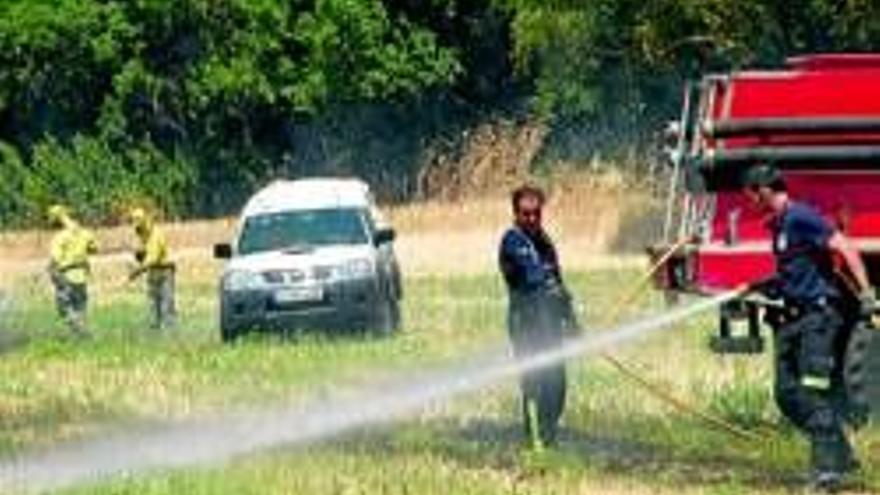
top-left (262, 269), bottom-right (307, 285)
top-left (266, 296), bottom-right (330, 312)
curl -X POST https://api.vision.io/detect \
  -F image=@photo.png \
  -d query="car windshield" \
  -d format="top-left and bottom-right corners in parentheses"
top-left (238, 208), bottom-right (369, 255)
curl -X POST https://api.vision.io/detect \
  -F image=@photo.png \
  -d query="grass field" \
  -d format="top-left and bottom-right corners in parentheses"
top-left (1, 188), bottom-right (879, 494)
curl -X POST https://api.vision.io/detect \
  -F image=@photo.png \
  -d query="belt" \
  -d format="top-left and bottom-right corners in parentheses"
top-left (783, 296), bottom-right (839, 318)
top-left (58, 262), bottom-right (89, 273)
top-left (791, 294), bottom-right (835, 308)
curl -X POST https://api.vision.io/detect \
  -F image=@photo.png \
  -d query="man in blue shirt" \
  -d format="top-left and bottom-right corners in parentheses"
top-left (499, 185), bottom-right (579, 451)
top-left (743, 164), bottom-right (877, 490)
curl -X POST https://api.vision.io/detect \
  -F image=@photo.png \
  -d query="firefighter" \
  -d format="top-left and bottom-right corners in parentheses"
top-left (742, 164), bottom-right (877, 490)
top-left (127, 208), bottom-right (176, 330)
top-left (498, 185), bottom-right (580, 451)
top-left (47, 205), bottom-right (98, 338)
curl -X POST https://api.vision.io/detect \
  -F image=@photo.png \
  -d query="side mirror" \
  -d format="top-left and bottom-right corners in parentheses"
top-left (214, 243), bottom-right (233, 259)
top-left (373, 228), bottom-right (396, 245)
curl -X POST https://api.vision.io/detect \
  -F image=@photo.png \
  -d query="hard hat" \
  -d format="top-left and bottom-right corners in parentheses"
top-left (741, 163), bottom-right (782, 189)
top-left (129, 207), bottom-right (151, 228)
top-left (47, 204), bottom-right (70, 223)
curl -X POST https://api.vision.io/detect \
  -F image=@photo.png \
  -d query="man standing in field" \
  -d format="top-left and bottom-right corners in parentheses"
top-left (498, 185), bottom-right (580, 451)
top-left (743, 164), bottom-right (877, 490)
top-left (47, 205), bottom-right (98, 338)
top-left (128, 208), bottom-right (176, 330)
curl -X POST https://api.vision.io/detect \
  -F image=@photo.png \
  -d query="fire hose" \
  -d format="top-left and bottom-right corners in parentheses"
top-left (595, 236), bottom-right (770, 442)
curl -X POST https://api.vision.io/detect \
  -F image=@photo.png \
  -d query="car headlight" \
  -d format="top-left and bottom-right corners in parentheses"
top-left (223, 270), bottom-right (262, 291)
top-left (337, 258), bottom-right (374, 279)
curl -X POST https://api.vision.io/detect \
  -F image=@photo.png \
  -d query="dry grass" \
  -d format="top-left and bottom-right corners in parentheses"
top-left (3, 183), bottom-right (879, 492)
top-left (0, 173), bottom-right (658, 280)
top-left (417, 119), bottom-right (546, 200)
top-left (0, 218), bottom-right (235, 259)
top-left (390, 194), bottom-right (650, 276)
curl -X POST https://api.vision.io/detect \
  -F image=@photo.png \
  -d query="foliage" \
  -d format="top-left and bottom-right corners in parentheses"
top-left (0, 0), bottom-right (458, 226)
top-left (25, 136), bottom-right (196, 224)
top-left (3, 0), bottom-right (880, 226)
top-left (505, 0), bottom-right (880, 119)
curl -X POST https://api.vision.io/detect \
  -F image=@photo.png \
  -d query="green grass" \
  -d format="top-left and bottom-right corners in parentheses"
top-left (2, 267), bottom-right (879, 494)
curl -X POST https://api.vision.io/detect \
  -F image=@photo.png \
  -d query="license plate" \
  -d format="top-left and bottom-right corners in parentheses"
top-left (274, 286), bottom-right (323, 303)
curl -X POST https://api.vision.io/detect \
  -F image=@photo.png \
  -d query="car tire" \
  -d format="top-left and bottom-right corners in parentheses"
top-left (220, 320), bottom-right (241, 343)
top-left (374, 295), bottom-right (400, 337)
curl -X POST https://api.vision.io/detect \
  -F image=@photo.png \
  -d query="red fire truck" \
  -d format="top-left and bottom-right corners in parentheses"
top-left (653, 54), bottom-right (880, 359)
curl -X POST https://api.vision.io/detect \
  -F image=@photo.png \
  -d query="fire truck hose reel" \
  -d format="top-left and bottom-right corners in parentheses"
top-left (703, 117), bottom-right (880, 139)
top-left (702, 145), bottom-right (880, 168)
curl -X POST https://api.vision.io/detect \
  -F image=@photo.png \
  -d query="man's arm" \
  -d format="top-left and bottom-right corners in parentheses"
top-left (795, 207), bottom-right (872, 294)
top-left (86, 231), bottom-right (98, 255)
top-left (500, 231), bottom-right (545, 291)
top-left (129, 233), bottom-right (155, 281)
top-left (828, 232), bottom-right (871, 293)
top-left (128, 264), bottom-right (147, 281)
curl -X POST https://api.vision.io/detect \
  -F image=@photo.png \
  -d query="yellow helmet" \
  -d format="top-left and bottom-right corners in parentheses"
top-left (47, 204), bottom-right (70, 224)
top-left (129, 207), bottom-right (152, 230)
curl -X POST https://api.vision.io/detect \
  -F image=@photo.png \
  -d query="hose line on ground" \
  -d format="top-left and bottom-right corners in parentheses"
top-left (595, 236), bottom-right (771, 442)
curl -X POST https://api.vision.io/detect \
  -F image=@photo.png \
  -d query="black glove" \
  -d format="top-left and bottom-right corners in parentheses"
top-left (859, 289), bottom-right (879, 319)
top-left (544, 280), bottom-right (582, 337)
top-left (747, 276), bottom-right (780, 299)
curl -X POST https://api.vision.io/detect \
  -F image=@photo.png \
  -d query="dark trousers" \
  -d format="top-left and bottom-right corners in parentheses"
top-left (508, 292), bottom-right (567, 445)
top-left (519, 362), bottom-right (566, 445)
top-left (52, 276), bottom-right (89, 336)
top-left (147, 268), bottom-right (176, 329)
top-left (773, 304), bottom-right (854, 472)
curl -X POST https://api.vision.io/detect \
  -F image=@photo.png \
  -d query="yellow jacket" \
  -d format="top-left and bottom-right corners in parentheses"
top-left (50, 221), bottom-right (98, 285)
top-left (137, 225), bottom-right (172, 271)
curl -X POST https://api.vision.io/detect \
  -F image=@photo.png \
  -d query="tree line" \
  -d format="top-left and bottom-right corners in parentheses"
top-left (2, 0), bottom-right (879, 226)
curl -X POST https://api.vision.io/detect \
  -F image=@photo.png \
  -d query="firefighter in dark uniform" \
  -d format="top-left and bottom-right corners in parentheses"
top-left (742, 164), bottom-right (877, 490)
top-left (499, 185), bottom-right (580, 451)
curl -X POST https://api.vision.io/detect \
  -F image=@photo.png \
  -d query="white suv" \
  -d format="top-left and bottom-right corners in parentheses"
top-left (214, 178), bottom-right (402, 341)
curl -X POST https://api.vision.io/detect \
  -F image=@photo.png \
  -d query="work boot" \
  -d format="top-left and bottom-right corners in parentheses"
top-left (66, 314), bottom-right (91, 341)
top-left (809, 432), bottom-right (852, 493)
top-left (528, 435), bottom-right (545, 453)
top-left (811, 470), bottom-right (843, 493)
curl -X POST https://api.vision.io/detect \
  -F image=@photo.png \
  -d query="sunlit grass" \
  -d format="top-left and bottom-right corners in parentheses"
top-left (0, 183), bottom-right (877, 494)
top-left (2, 264), bottom-right (878, 493)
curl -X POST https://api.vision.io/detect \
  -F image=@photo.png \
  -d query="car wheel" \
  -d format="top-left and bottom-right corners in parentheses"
top-left (220, 321), bottom-right (241, 343)
top-left (374, 295), bottom-right (400, 337)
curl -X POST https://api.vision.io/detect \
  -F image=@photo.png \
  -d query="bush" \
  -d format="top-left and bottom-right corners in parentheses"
top-left (0, 142), bottom-right (31, 227)
top-left (15, 136), bottom-right (195, 226)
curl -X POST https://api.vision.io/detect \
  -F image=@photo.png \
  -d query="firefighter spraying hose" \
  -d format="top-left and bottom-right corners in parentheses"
top-left (650, 53), bottom-right (880, 492)
top-left (740, 164), bottom-right (878, 491)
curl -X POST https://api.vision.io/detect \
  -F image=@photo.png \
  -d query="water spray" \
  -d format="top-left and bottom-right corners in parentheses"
top-left (0, 289), bottom-right (742, 493)
top-left (593, 242), bottom-right (768, 442)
